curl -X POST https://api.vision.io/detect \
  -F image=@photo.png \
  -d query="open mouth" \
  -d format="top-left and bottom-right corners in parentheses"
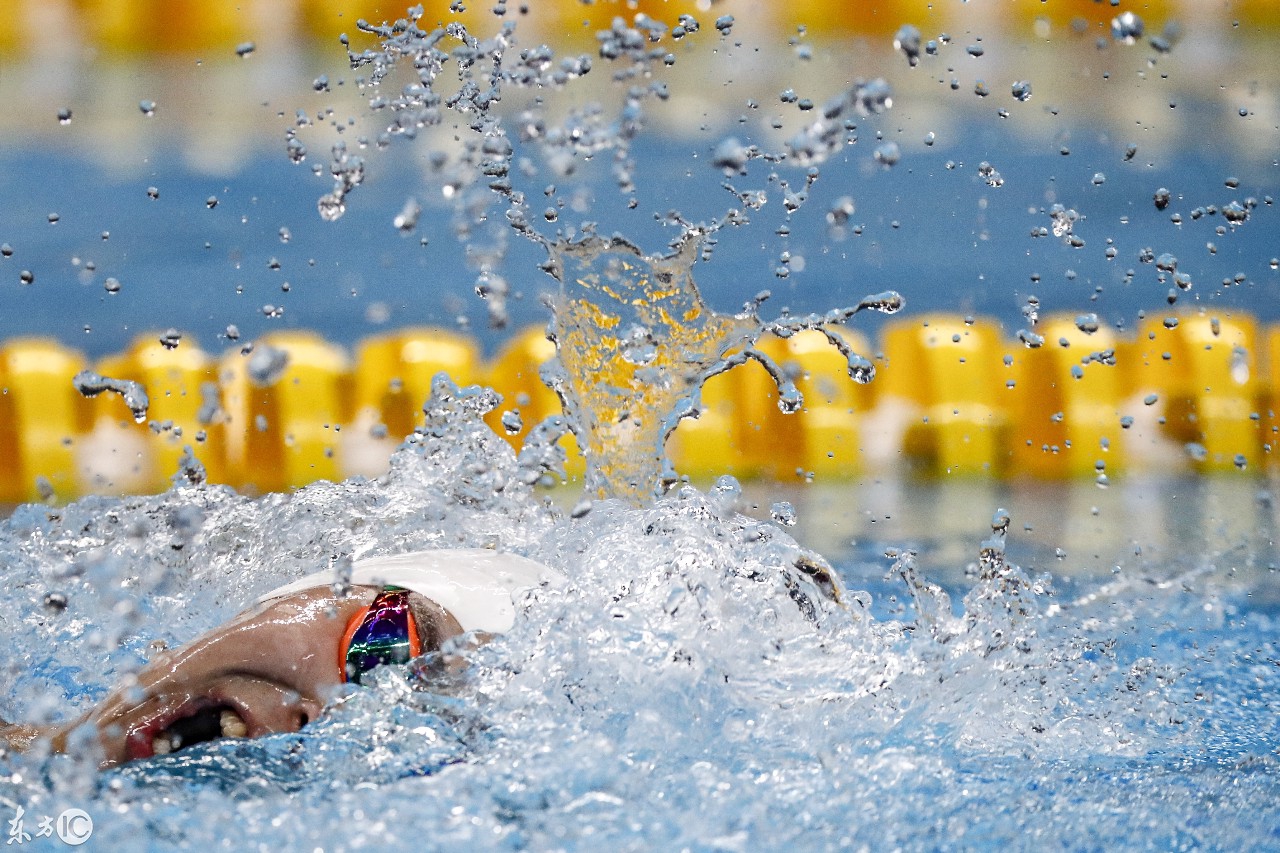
top-left (150, 704), bottom-right (249, 755)
top-left (128, 699), bottom-right (252, 760)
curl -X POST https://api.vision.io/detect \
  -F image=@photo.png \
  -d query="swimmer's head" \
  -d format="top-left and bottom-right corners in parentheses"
top-left (77, 583), bottom-right (463, 767)
top-left (68, 549), bottom-right (562, 767)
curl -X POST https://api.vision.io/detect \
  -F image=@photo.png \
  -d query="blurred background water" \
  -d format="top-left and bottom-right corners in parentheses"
top-left (0, 0), bottom-right (1276, 357)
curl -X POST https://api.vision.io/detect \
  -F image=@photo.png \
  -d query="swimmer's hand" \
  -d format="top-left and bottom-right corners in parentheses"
top-left (0, 716), bottom-right (46, 753)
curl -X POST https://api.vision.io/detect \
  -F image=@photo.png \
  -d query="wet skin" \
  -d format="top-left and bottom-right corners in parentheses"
top-left (33, 586), bottom-right (463, 768)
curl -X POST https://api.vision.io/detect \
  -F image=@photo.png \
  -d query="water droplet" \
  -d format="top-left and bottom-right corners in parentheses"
top-left (318, 193), bottom-right (346, 222)
top-left (1143, 393), bottom-right (1159, 406)
top-left (1075, 313), bottom-right (1099, 334)
top-left (1111, 12), bottom-right (1144, 45)
top-left (235, 41), bottom-right (256, 58)
top-left (826, 196), bottom-right (855, 226)
top-left (714, 15), bottom-right (734, 34)
top-left (923, 131), bottom-right (935, 146)
top-left (1017, 329), bottom-right (1044, 348)
top-left (1124, 143), bottom-right (1137, 161)
top-left (0, 243), bottom-right (12, 258)
top-left (394, 197), bottom-right (421, 232)
top-left (47, 212), bottom-right (60, 224)
top-left (103, 276), bottom-right (121, 294)
top-left (1234, 453), bottom-right (1248, 470)
top-left (19, 270), bottom-right (34, 285)
top-left (57, 107), bottom-right (72, 124)
top-left (247, 345), bottom-right (290, 385)
top-left (224, 325), bottom-right (240, 341)
top-left (73, 369), bottom-right (150, 422)
top-left (1184, 442), bottom-right (1207, 462)
top-left (500, 410), bottom-right (524, 435)
top-left (206, 196), bottom-right (218, 209)
top-left (139, 99), bottom-right (157, 117)
top-left (894, 24), bottom-right (921, 67)
top-left (1010, 80), bottom-right (1032, 102)
top-left (873, 142), bottom-right (901, 167)
top-left (1155, 253), bottom-right (1177, 272)
top-left (770, 501), bottom-right (797, 527)
top-left (978, 161), bottom-right (1003, 187)
top-left (966, 44), bottom-right (984, 57)
top-left (1153, 188), bottom-right (1171, 210)
top-left (973, 80), bottom-right (989, 97)
top-left (146, 186), bottom-right (159, 200)
top-left (1222, 200), bottom-right (1248, 224)
top-left (1120, 415), bottom-right (1134, 429)
top-left (1091, 172), bottom-right (1106, 186)
top-left (159, 329), bottom-right (182, 349)
top-left (43, 591), bottom-right (68, 613)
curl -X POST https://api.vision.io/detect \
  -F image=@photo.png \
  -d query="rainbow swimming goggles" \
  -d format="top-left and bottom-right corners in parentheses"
top-left (257, 548), bottom-right (564, 683)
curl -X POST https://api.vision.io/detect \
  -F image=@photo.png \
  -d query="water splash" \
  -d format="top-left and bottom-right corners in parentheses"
top-left (541, 231), bottom-right (900, 504)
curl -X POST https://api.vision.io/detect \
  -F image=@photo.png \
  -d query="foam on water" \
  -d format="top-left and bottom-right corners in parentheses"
top-left (2, 4), bottom-right (1279, 849)
top-left (2, 391), bottom-right (1277, 847)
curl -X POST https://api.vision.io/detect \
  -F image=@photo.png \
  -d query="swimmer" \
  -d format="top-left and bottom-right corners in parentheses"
top-left (0, 549), bottom-right (560, 768)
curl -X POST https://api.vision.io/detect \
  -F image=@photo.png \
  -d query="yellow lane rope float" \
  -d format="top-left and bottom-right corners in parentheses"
top-left (0, 311), bottom-right (1274, 502)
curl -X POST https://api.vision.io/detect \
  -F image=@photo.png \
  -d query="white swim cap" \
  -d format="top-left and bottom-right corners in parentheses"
top-left (257, 548), bottom-right (564, 633)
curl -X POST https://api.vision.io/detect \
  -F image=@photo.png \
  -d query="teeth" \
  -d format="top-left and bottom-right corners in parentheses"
top-left (220, 708), bottom-right (248, 738)
top-left (152, 735), bottom-right (172, 755)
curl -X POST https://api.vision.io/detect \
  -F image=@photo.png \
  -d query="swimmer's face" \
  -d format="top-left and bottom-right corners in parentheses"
top-left (71, 586), bottom-right (462, 768)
